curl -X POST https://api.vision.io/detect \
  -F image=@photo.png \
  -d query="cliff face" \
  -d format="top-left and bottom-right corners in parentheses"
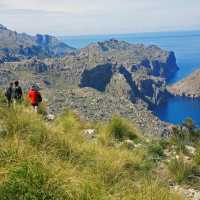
top-left (79, 39), bottom-right (179, 78)
top-left (77, 40), bottom-right (177, 105)
top-left (134, 74), bottom-right (170, 105)
top-left (168, 69), bottom-right (200, 98)
top-left (0, 24), bottom-right (75, 62)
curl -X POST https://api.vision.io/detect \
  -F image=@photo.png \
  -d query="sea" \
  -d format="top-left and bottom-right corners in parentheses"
top-left (59, 31), bottom-right (200, 126)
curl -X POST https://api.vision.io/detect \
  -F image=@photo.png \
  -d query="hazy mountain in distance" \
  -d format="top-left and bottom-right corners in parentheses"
top-left (0, 24), bottom-right (75, 62)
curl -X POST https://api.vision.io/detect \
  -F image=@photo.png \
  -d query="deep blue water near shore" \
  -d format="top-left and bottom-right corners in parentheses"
top-left (60, 31), bottom-right (200, 126)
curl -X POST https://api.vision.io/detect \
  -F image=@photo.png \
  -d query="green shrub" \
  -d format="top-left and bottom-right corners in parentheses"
top-left (55, 139), bottom-right (74, 161)
top-left (0, 148), bottom-right (18, 167)
top-left (0, 161), bottom-right (68, 200)
top-left (123, 178), bottom-right (183, 200)
top-left (170, 126), bottom-right (188, 153)
top-left (183, 118), bottom-right (196, 133)
top-left (107, 116), bottom-right (139, 141)
top-left (168, 157), bottom-right (199, 184)
top-left (148, 142), bottom-right (164, 160)
top-left (194, 146), bottom-right (200, 165)
top-left (0, 90), bottom-right (7, 105)
top-left (38, 102), bottom-right (48, 117)
top-left (0, 106), bottom-right (47, 147)
top-left (55, 109), bottom-right (82, 133)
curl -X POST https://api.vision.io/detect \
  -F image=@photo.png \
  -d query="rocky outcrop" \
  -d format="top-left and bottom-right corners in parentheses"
top-left (80, 63), bottom-right (113, 91)
top-left (79, 39), bottom-right (179, 78)
top-left (134, 74), bottom-right (170, 105)
top-left (168, 69), bottom-right (200, 98)
top-left (0, 24), bottom-right (75, 62)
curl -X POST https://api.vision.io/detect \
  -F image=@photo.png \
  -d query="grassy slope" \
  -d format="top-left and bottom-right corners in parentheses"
top-left (0, 93), bottom-right (188, 200)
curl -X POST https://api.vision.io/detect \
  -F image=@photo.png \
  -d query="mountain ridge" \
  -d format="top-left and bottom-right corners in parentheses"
top-left (0, 24), bottom-right (75, 62)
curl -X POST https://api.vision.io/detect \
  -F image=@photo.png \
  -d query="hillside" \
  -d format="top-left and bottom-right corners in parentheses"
top-left (168, 70), bottom-right (200, 98)
top-left (1, 93), bottom-right (200, 199)
top-left (0, 24), bottom-right (75, 62)
top-left (0, 31), bottom-right (179, 136)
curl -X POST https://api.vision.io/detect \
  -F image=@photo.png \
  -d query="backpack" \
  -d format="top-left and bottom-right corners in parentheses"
top-left (36, 92), bottom-right (42, 103)
top-left (5, 87), bottom-right (12, 99)
top-left (14, 86), bottom-right (23, 100)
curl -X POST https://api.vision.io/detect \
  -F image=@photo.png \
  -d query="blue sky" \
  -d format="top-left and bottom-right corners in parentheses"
top-left (0, 0), bottom-right (200, 36)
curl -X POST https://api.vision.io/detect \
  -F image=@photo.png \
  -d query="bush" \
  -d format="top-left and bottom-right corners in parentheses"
top-left (194, 146), bottom-right (200, 165)
top-left (168, 157), bottom-right (199, 184)
top-left (183, 118), bottom-right (196, 133)
top-left (0, 161), bottom-right (68, 200)
top-left (55, 109), bottom-right (82, 133)
top-left (107, 116), bottom-right (140, 141)
top-left (0, 90), bottom-right (7, 105)
top-left (0, 106), bottom-right (47, 147)
top-left (126, 178), bottom-right (183, 200)
top-left (148, 142), bottom-right (164, 160)
top-left (170, 126), bottom-right (188, 153)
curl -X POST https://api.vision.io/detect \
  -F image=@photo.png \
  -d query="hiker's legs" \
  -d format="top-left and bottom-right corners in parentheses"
top-left (13, 99), bottom-right (16, 109)
top-left (34, 106), bottom-right (38, 113)
top-left (7, 98), bottom-right (12, 107)
top-left (32, 104), bottom-right (38, 113)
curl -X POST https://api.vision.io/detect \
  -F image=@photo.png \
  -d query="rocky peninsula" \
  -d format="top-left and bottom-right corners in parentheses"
top-left (168, 69), bottom-right (200, 98)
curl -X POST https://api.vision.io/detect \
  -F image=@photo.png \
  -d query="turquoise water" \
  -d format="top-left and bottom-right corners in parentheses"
top-left (60, 31), bottom-right (200, 125)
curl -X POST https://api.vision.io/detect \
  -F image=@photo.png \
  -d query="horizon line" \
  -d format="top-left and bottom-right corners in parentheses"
top-left (57, 29), bottom-right (200, 38)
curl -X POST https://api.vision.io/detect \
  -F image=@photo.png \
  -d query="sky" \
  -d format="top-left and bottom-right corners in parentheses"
top-left (0, 0), bottom-right (200, 36)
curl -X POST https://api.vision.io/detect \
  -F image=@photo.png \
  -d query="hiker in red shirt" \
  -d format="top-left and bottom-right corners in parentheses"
top-left (28, 85), bottom-right (42, 112)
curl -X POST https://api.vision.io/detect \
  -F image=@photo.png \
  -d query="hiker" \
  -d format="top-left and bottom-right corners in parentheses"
top-left (5, 82), bottom-right (14, 107)
top-left (14, 81), bottom-right (23, 105)
top-left (28, 85), bottom-right (42, 112)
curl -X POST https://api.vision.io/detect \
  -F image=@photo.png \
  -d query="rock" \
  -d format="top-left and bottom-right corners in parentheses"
top-left (83, 129), bottom-right (96, 140)
top-left (134, 74), bottom-right (170, 105)
top-left (186, 145), bottom-right (196, 155)
top-left (46, 114), bottom-right (55, 121)
top-left (173, 185), bottom-right (200, 200)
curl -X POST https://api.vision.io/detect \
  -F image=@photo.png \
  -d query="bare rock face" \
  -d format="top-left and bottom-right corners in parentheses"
top-left (78, 40), bottom-right (178, 106)
top-left (134, 74), bottom-right (170, 105)
top-left (80, 63), bottom-right (113, 91)
top-left (105, 73), bottom-right (135, 101)
top-left (79, 39), bottom-right (179, 78)
top-left (168, 69), bottom-right (200, 98)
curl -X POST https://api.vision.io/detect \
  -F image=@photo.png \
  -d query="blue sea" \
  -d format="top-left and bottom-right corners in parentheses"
top-left (59, 31), bottom-right (200, 126)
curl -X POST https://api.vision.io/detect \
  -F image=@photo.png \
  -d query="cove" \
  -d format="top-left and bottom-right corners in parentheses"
top-left (61, 30), bottom-right (200, 126)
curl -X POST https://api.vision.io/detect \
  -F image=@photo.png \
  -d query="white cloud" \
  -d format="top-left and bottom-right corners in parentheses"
top-left (0, 0), bottom-right (199, 35)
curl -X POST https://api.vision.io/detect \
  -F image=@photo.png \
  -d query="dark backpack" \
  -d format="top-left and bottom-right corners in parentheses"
top-left (5, 87), bottom-right (12, 99)
top-left (14, 86), bottom-right (23, 100)
top-left (36, 92), bottom-right (42, 103)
